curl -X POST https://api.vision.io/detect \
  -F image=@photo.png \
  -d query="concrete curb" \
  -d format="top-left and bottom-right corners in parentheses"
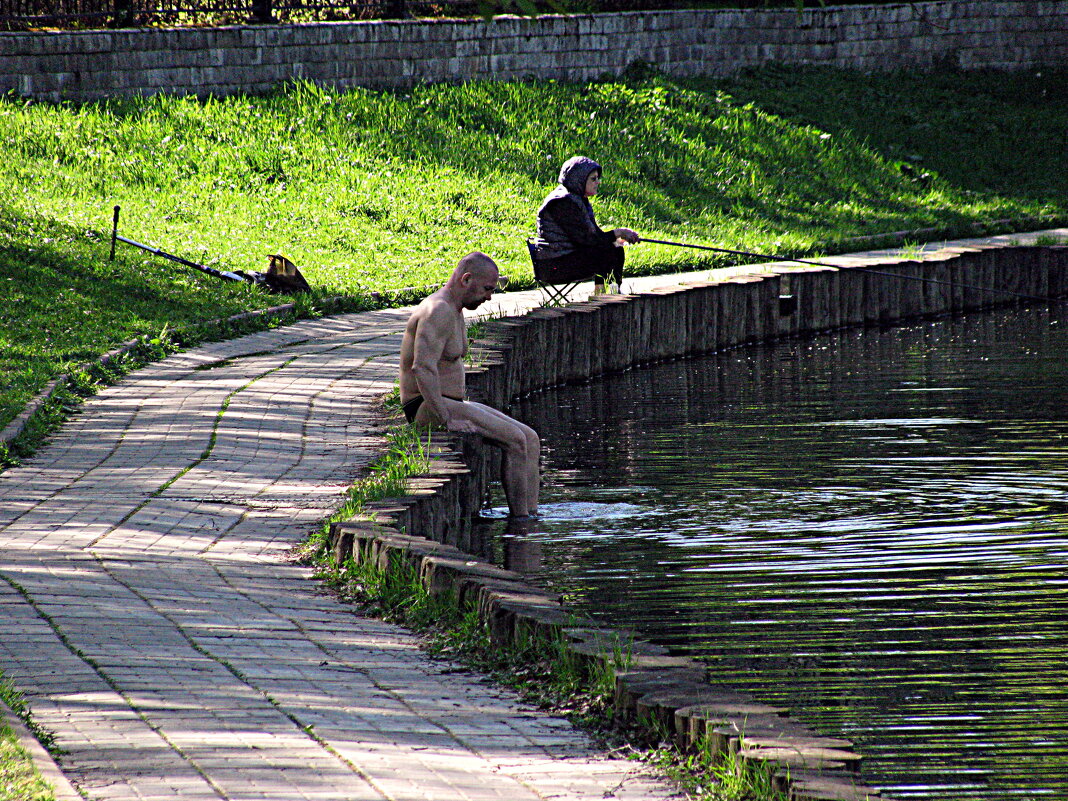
top-left (0, 697), bottom-right (81, 801)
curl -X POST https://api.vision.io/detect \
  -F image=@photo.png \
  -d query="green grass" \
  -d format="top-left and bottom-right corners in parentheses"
top-left (649, 736), bottom-right (789, 801)
top-left (0, 676), bottom-right (55, 801)
top-left (301, 421), bottom-right (433, 559)
top-left (721, 65), bottom-right (1068, 205)
top-left (324, 547), bottom-right (635, 728)
top-left (329, 550), bottom-right (628, 726)
top-left (3, 66), bottom-right (1066, 433)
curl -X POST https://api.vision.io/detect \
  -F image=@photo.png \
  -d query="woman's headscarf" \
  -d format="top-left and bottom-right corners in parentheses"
top-left (533, 156), bottom-right (607, 257)
top-left (558, 156), bottom-right (602, 196)
top-left (555, 156), bottom-right (602, 227)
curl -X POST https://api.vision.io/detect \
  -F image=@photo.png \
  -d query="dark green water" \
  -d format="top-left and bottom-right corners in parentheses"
top-left (503, 306), bottom-right (1068, 800)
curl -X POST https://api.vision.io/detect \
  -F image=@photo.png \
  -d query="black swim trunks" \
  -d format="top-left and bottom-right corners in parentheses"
top-left (401, 394), bottom-right (463, 424)
top-left (401, 395), bottom-right (424, 423)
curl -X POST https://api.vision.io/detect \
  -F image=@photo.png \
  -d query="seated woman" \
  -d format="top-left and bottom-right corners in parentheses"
top-left (532, 156), bottom-right (640, 293)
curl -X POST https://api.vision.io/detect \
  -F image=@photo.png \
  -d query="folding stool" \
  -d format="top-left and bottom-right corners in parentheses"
top-left (526, 239), bottom-right (586, 307)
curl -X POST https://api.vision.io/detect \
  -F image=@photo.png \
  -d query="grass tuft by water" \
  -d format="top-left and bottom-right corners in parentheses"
top-left (300, 421), bottom-right (433, 560)
top-left (648, 734), bottom-right (789, 801)
top-left (1034, 234), bottom-right (1067, 246)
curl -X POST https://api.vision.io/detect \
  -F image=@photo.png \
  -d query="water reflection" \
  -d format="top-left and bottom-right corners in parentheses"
top-left (498, 306), bottom-right (1068, 800)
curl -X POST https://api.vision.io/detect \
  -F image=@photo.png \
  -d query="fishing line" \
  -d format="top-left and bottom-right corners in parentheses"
top-left (639, 237), bottom-right (1053, 304)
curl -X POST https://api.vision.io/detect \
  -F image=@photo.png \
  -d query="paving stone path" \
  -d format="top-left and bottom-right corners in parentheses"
top-left (0, 296), bottom-right (678, 801)
top-left (1, 230), bottom-right (1058, 801)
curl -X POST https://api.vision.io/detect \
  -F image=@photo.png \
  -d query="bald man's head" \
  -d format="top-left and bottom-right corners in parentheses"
top-left (453, 251), bottom-right (498, 281)
top-left (452, 251), bottom-right (500, 310)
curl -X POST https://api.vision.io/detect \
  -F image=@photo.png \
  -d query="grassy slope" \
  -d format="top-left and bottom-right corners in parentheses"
top-left (720, 66), bottom-right (1068, 203)
top-left (2, 66), bottom-right (1066, 429)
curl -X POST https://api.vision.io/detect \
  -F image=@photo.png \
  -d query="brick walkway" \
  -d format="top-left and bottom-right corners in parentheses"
top-left (0, 302), bottom-right (677, 801)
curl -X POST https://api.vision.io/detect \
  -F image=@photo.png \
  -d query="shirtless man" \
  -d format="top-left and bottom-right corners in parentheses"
top-left (399, 252), bottom-right (540, 519)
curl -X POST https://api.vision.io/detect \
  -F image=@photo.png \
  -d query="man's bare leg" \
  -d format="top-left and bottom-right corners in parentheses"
top-left (480, 404), bottom-right (539, 517)
top-left (502, 448), bottom-right (538, 517)
top-left (484, 404), bottom-right (539, 516)
top-left (469, 403), bottom-right (539, 517)
top-left (418, 398), bottom-right (539, 517)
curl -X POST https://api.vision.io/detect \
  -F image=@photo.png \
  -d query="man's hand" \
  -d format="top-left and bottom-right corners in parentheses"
top-left (612, 227), bottom-right (640, 244)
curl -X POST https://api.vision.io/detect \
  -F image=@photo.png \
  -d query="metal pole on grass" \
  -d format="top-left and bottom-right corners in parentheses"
top-left (110, 205), bottom-right (120, 261)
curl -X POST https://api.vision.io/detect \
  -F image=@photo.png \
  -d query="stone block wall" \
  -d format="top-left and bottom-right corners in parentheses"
top-left (3, 1), bottom-right (1067, 102)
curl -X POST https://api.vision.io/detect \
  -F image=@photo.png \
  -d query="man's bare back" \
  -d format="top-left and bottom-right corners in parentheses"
top-left (399, 252), bottom-right (540, 518)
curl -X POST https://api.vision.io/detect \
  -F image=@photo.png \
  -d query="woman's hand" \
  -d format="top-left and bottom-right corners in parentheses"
top-left (612, 228), bottom-right (640, 244)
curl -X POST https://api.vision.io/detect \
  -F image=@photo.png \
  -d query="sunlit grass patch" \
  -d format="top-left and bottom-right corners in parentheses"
top-left (6, 70), bottom-right (1059, 299)
top-left (0, 730), bottom-right (54, 801)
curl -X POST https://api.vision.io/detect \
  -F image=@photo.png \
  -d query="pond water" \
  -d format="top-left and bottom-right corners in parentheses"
top-left (493, 305), bottom-right (1068, 800)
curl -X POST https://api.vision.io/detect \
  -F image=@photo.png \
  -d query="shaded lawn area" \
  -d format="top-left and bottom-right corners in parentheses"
top-left (0, 208), bottom-right (261, 428)
top-left (719, 66), bottom-right (1068, 203)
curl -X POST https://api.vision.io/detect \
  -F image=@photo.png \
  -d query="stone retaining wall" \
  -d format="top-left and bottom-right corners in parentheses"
top-left (328, 242), bottom-right (1068, 800)
top-left (5, 1), bottom-right (1068, 102)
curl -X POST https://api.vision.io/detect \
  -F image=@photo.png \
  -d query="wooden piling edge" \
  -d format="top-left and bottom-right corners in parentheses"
top-left (328, 243), bottom-right (1068, 801)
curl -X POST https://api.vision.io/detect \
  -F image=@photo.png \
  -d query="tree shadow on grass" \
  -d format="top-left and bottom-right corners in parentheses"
top-left (712, 65), bottom-right (1068, 205)
top-left (0, 203), bottom-right (259, 424)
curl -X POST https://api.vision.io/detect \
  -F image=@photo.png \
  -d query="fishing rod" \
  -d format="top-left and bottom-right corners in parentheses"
top-left (110, 205), bottom-right (247, 283)
top-left (112, 232), bottom-right (251, 283)
top-left (638, 237), bottom-right (1053, 304)
top-left (108, 205), bottom-right (311, 293)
